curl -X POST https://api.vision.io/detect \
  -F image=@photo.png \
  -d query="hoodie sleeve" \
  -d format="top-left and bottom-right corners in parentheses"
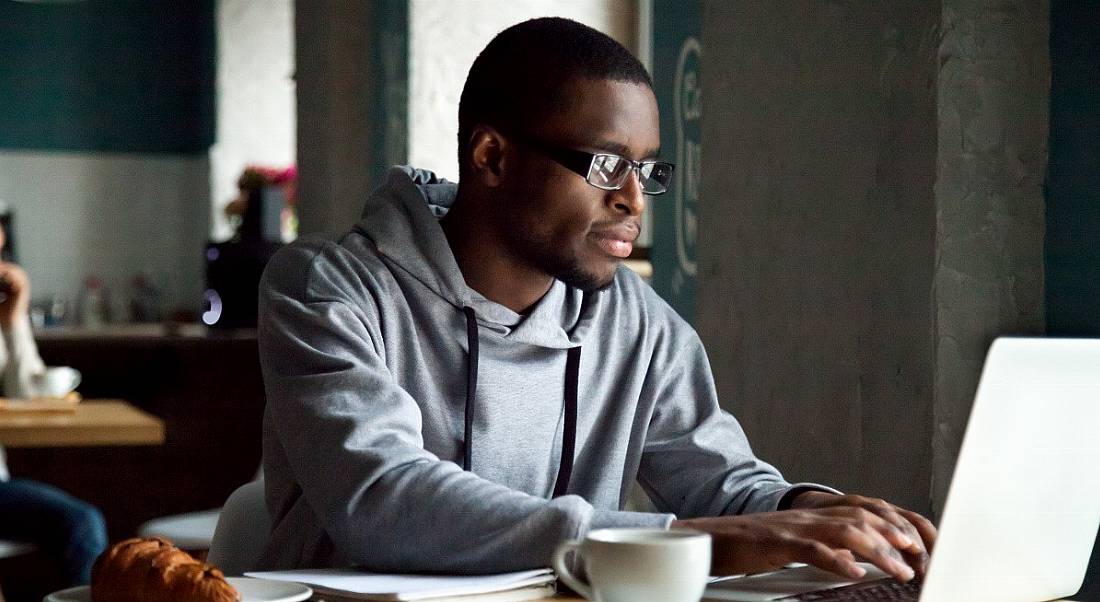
top-left (259, 243), bottom-right (668, 573)
top-left (636, 328), bottom-right (839, 517)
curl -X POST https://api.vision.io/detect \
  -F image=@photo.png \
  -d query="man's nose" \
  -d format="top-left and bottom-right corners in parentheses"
top-left (607, 170), bottom-right (646, 216)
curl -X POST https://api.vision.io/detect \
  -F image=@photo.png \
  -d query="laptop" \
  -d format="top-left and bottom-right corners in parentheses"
top-left (705, 337), bottom-right (1100, 601)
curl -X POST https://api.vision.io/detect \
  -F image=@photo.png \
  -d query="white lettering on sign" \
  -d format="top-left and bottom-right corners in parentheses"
top-left (673, 36), bottom-right (701, 277)
top-left (682, 71), bottom-right (702, 121)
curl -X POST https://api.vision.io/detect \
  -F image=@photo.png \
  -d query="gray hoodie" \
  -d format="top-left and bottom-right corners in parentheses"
top-left (257, 166), bottom-right (827, 573)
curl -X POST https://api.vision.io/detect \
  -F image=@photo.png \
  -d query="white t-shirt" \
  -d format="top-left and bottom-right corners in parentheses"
top-left (0, 314), bottom-right (47, 481)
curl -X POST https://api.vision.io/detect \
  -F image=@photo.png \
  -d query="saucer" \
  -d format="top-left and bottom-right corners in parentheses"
top-left (45, 577), bottom-right (312, 602)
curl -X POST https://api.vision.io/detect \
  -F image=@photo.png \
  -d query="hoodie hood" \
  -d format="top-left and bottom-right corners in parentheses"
top-left (354, 166), bottom-right (596, 349)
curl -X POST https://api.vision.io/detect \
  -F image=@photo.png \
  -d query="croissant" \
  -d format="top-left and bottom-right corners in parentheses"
top-left (91, 537), bottom-right (240, 602)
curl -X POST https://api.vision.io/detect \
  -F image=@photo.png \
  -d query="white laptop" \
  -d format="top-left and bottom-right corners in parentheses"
top-left (705, 337), bottom-right (1100, 601)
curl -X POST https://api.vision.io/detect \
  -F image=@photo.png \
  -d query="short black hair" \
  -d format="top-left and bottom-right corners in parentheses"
top-left (457, 17), bottom-right (653, 176)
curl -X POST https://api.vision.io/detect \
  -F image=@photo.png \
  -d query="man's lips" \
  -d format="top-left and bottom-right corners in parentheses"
top-left (590, 223), bottom-right (640, 259)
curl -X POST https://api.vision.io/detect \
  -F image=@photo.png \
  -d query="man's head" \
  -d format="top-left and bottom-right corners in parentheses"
top-left (455, 18), bottom-right (664, 291)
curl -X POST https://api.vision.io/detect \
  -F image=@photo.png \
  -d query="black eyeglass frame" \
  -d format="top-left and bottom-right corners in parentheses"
top-left (504, 131), bottom-right (675, 195)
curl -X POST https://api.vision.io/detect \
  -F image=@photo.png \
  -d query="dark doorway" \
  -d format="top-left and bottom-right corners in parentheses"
top-left (1049, 1), bottom-right (1100, 598)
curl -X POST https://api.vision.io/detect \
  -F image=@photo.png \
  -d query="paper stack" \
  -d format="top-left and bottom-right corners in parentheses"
top-left (244, 567), bottom-right (556, 602)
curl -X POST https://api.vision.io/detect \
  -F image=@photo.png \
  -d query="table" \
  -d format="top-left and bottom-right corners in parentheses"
top-left (0, 401), bottom-right (165, 600)
top-left (31, 325), bottom-right (264, 538)
top-left (0, 400), bottom-right (165, 448)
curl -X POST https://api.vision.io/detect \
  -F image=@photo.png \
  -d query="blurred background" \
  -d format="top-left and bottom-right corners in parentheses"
top-left (0, 0), bottom-right (1097, 599)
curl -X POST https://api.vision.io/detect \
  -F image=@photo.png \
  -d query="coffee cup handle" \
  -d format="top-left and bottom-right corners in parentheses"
top-left (552, 539), bottom-right (593, 600)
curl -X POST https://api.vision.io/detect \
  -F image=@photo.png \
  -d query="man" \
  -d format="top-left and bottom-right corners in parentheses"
top-left (258, 17), bottom-right (935, 581)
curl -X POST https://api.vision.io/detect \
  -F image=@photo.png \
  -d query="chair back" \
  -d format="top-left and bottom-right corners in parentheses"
top-left (0, 540), bottom-right (36, 559)
top-left (207, 480), bottom-right (270, 576)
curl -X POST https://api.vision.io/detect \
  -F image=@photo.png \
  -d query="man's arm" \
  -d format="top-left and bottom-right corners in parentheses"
top-left (635, 331), bottom-right (834, 517)
top-left (259, 244), bottom-right (670, 573)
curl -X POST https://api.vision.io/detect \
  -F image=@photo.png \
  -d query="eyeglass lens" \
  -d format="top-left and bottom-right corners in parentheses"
top-left (590, 155), bottom-right (673, 194)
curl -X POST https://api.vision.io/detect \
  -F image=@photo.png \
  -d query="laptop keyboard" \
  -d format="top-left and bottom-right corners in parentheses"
top-left (780, 577), bottom-right (922, 600)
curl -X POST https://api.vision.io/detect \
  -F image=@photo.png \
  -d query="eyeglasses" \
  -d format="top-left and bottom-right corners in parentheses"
top-left (506, 132), bottom-right (675, 195)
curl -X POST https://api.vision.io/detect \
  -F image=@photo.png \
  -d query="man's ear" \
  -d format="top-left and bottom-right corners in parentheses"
top-left (466, 125), bottom-right (508, 188)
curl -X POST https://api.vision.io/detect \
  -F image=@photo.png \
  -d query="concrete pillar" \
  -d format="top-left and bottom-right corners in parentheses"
top-left (294, 1), bottom-right (407, 236)
top-left (933, 0), bottom-right (1048, 513)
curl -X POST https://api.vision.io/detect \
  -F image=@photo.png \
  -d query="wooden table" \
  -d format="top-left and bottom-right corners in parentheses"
top-left (0, 399), bottom-right (165, 448)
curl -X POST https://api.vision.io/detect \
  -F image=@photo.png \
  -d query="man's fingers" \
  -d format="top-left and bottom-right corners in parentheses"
top-left (897, 508), bottom-right (938, 551)
top-left (683, 508), bottom-right (935, 581)
top-left (849, 501), bottom-right (929, 576)
top-left (836, 498), bottom-right (937, 578)
top-left (871, 507), bottom-right (926, 555)
top-left (800, 540), bottom-right (865, 580)
top-left (825, 520), bottom-right (915, 581)
top-left (902, 547), bottom-right (931, 578)
top-left (884, 512), bottom-right (931, 576)
top-left (833, 548), bottom-right (857, 565)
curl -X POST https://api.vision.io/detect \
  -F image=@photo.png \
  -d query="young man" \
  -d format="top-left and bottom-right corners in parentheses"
top-left (258, 18), bottom-right (935, 581)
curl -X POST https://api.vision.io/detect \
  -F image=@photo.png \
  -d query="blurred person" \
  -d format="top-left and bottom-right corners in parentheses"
top-left (0, 222), bottom-right (108, 588)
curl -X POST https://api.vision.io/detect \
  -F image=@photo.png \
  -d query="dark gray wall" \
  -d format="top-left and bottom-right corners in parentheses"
top-left (698, 0), bottom-right (940, 514)
top-left (698, 0), bottom-right (1048, 517)
top-left (1047, 0), bottom-right (1100, 338)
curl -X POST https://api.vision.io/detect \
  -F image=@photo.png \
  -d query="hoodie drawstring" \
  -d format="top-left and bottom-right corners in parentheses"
top-left (553, 346), bottom-right (581, 498)
top-left (461, 306), bottom-right (579, 497)
top-left (462, 307), bottom-right (479, 472)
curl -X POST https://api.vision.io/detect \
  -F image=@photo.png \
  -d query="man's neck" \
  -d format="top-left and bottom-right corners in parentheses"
top-left (440, 193), bottom-right (553, 315)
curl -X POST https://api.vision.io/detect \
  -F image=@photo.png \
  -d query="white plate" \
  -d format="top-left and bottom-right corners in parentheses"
top-left (45, 577), bottom-right (312, 602)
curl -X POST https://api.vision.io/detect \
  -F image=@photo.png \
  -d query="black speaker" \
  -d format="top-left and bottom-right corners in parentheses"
top-left (203, 239), bottom-right (280, 329)
top-left (203, 187), bottom-right (284, 329)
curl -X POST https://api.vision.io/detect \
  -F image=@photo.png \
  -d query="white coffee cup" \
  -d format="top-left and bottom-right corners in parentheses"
top-left (552, 527), bottom-right (711, 602)
top-left (40, 366), bottom-right (81, 398)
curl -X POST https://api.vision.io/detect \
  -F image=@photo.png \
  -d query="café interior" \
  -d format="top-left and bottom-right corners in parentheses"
top-left (0, 0), bottom-right (1098, 600)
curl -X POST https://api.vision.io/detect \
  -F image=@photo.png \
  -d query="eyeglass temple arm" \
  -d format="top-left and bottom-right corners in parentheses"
top-left (539, 146), bottom-right (599, 180)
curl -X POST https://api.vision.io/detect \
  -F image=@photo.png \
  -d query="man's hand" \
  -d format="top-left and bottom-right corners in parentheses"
top-left (672, 501), bottom-right (936, 582)
top-left (0, 262), bottom-right (31, 327)
top-left (788, 491), bottom-right (936, 576)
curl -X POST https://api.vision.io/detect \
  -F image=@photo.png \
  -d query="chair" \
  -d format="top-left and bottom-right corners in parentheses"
top-left (0, 539), bottom-right (37, 602)
top-left (0, 541), bottom-right (35, 560)
top-left (138, 467), bottom-right (263, 553)
top-left (207, 480), bottom-right (270, 576)
top-left (137, 509), bottom-right (222, 551)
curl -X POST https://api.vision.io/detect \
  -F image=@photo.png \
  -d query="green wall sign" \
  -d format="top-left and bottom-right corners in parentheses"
top-left (0, 1), bottom-right (215, 154)
top-left (651, 0), bottom-right (701, 323)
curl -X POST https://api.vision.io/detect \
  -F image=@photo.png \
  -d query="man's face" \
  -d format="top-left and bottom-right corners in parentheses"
top-left (497, 77), bottom-right (661, 291)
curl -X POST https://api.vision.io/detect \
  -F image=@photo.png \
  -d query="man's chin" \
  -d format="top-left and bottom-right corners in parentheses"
top-left (554, 263), bottom-right (618, 292)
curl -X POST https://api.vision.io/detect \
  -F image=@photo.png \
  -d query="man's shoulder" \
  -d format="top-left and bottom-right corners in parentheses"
top-left (262, 231), bottom-right (389, 300)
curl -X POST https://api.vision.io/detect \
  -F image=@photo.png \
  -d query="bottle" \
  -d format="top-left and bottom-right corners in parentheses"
top-left (81, 276), bottom-right (108, 329)
top-left (128, 274), bottom-right (162, 323)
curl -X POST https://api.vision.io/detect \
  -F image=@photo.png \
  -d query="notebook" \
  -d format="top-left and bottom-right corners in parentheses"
top-left (705, 337), bottom-right (1100, 601)
top-left (245, 567), bottom-right (555, 601)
